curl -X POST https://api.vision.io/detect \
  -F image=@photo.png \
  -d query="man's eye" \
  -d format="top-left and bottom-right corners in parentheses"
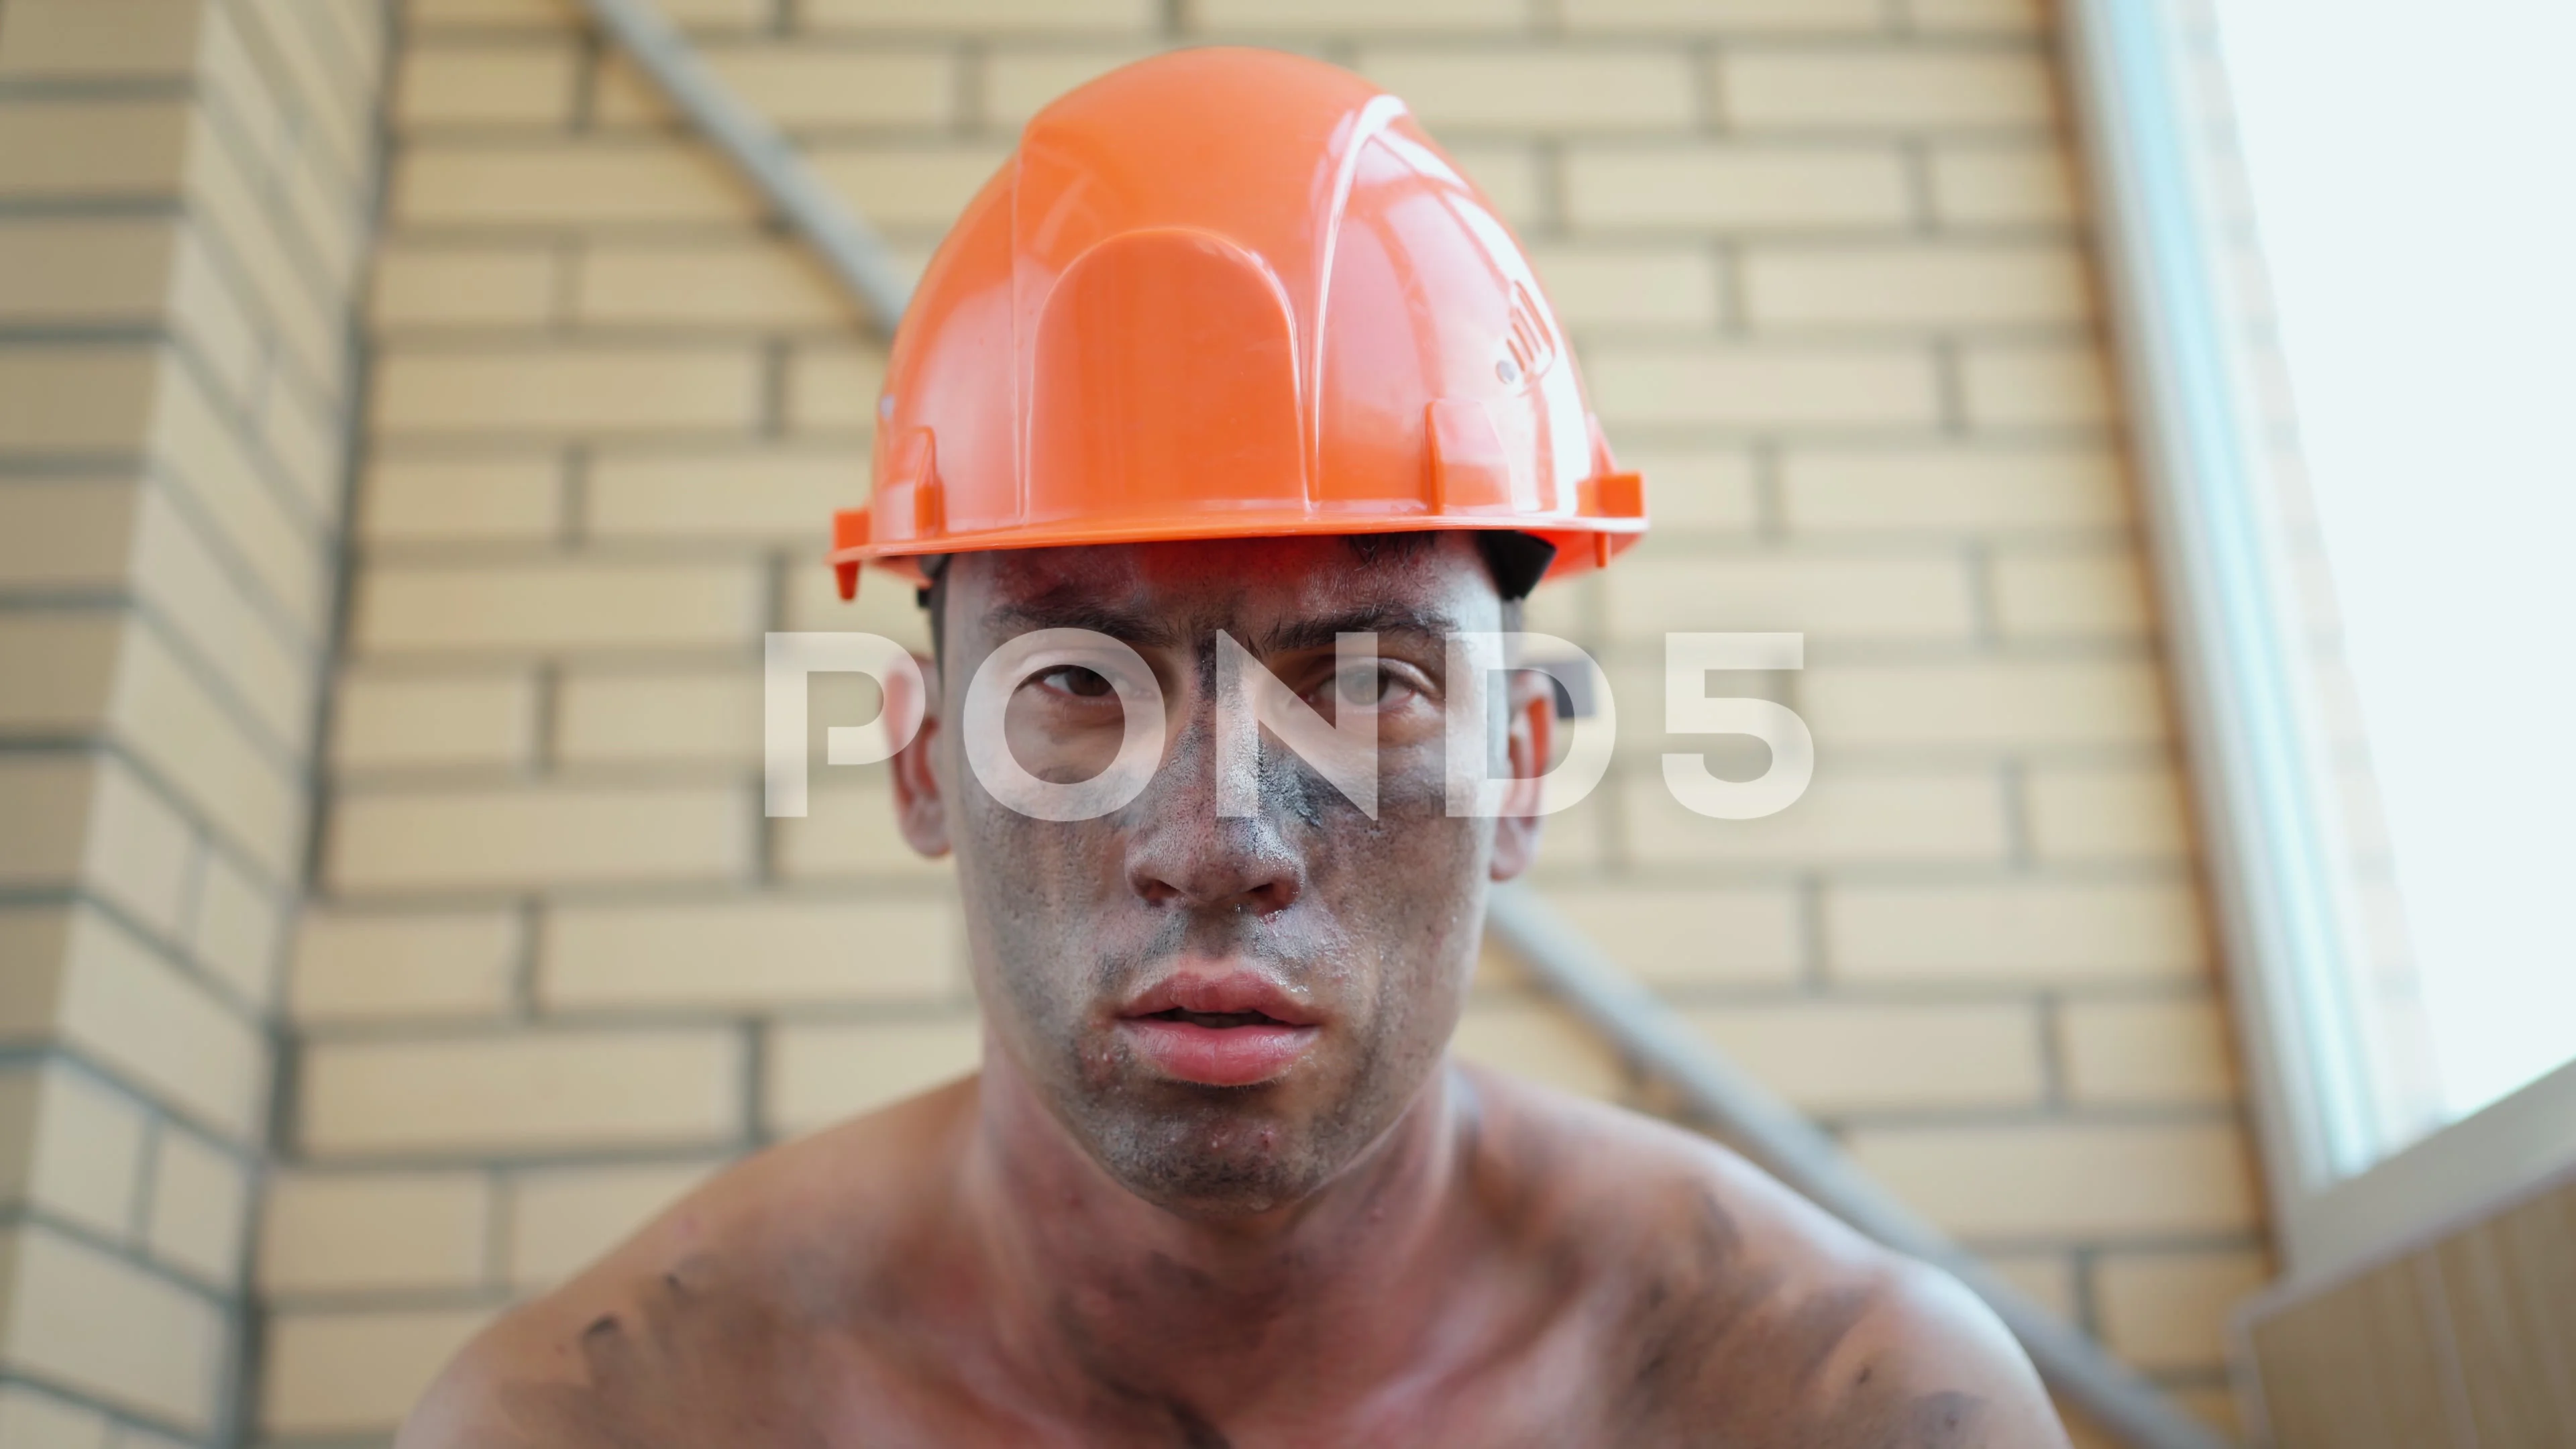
top-left (1036, 665), bottom-right (1115, 699)
top-left (1332, 665), bottom-right (1411, 708)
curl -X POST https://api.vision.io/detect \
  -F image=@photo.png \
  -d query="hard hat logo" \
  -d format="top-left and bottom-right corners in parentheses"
top-left (826, 47), bottom-right (1646, 600)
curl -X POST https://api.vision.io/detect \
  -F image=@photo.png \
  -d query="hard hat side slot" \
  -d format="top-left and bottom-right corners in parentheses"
top-left (1425, 398), bottom-right (1518, 513)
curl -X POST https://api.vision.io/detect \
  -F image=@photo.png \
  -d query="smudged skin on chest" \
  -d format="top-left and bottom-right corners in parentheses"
top-left (493, 1256), bottom-right (844, 1449)
top-left (453, 1092), bottom-right (2021, 1449)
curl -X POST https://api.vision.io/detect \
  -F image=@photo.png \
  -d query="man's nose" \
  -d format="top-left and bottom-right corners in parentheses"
top-left (1122, 714), bottom-right (1304, 916)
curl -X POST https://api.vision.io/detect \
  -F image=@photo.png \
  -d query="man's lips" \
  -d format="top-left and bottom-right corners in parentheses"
top-left (1115, 969), bottom-right (1322, 1087)
top-left (1120, 970), bottom-right (1320, 1026)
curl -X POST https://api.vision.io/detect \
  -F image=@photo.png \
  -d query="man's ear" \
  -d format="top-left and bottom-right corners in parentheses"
top-left (885, 653), bottom-right (950, 858)
top-left (1489, 665), bottom-right (1552, 881)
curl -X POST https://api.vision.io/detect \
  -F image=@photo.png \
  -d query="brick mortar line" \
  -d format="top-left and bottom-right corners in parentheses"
top-left (2037, 990), bottom-right (2069, 1107)
top-left (276, 1138), bottom-right (769, 1176)
top-left (177, 184), bottom-right (373, 417)
top-left (300, 851), bottom-right (948, 888)
top-left (568, 21), bottom-right (604, 132)
top-left (2070, 1241), bottom-right (2104, 1338)
top-left (1551, 423), bottom-right (2124, 443)
top-left (740, 1016), bottom-right (770, 1149)
top-left (157, 321), bottom-right (354, 558)
top-left (0, 752), bottom-right (311, 1010)
top-left (231, 0), bottom-right (377, 86)
top-left (1641, 981), bottom-right (2234, 1008)
top-left (0, 194), bottom-right (191, 222)
top-left (0, 76), bottom-right (199, 103)
top-left (1814, 1102), bottom-right (2249, 1130)
top-left (0, 1040), bottom-right (272, 1178)
top-left (127, 1108), bottom-right (171, 1261)
top-left (545, 231), bottom-right (583, 331)
top-left (0, 586), bottom-right (325, 755)
top-left (255, 1283), bottom-right (524, 1316)
top-left (509, 895), bottom-right (543, 1022)
top-left (306, 1123), bottom-right (777, 1174)
top-left (1, 1194), bottom-right (256, 1321)
top-left (0, 317), bottom-right (345, 543)
top-left (189, 52), bottom-right (381, 325)
top-left (555, 443), bottom-right (590, 547)
top-left (485, 1156), bottom-right (519, 1294)
top-left (115, 587), bottom-right (331, 785)
top-left (1522, 863), bottom-right (2206, 890)
top-left (1603, 528), bottom-right (2150, 555)
top-left (366, 425), bottom-right (875, 449)
top-left (1582, 321), bottom-right (2106, 345)
top-left (952, 36), bottom-right (985, 134)
top-left (0, 976), bottom-right (277, 1155)
top-left (0, 1366), bottom-right (222, 1449)
top-left (218, 0), bottom-right (382, 183)
top-left (1603, 743), bottom-right (2184, 765)
top-left (292, 994), bottom-right (981, 1045)
top-left (1532, 858), bottom-right (2206, 888)
top-left (367, 330), bottom-right (835, 355)
top-left (1955, 1229), bottom-right (2269, 1258)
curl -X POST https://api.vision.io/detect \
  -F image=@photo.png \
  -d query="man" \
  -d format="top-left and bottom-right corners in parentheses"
top-left (402, 48), bottom-right (2069, 1448)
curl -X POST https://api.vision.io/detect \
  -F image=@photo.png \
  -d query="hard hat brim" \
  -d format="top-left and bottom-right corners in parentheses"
top-left (830, 508), bottom-right (1644, 594)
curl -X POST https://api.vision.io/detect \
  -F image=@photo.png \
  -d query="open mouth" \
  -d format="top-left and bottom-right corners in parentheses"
top-left (1116, 973), bottom-right (1322, 1087)
top-left (1139, 1008), bottom-right (1288, 1030)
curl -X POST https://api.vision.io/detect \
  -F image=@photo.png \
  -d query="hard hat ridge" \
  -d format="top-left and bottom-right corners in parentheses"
top-left (831, 46), bottom-right (1646, 602)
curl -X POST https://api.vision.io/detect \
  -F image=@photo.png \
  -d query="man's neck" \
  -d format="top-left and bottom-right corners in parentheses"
top-left (953, 1052), bottom-right (1486, 1420)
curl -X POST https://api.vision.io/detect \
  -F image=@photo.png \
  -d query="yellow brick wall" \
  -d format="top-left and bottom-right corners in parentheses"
top-left (229, 0), bottom-right (2262, 1443)
top-left (0, 0), bottom-right (389, 1442)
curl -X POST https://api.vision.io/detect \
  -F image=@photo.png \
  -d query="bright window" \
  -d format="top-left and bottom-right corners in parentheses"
top-left (2208, 0), bottom-right (2576, 1126)
top-left (2070, 0), bottom-right (2576, 1279)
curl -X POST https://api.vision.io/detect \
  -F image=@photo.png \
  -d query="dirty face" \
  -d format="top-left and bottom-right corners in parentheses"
top-left (890, 535), bottom-right (1548, 1218)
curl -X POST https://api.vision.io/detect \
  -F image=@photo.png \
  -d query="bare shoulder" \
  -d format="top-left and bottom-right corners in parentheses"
top-left (1458, 1065), bottom-right (2070, 1448)
top-left (396, 1078), bottom-right (978, 1449)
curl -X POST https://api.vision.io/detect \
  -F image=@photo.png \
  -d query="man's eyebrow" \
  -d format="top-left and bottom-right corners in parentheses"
top-left (1250, 605), bottom-right (1464, 656)
top-left (983, 590), bottom-right (1185, 649)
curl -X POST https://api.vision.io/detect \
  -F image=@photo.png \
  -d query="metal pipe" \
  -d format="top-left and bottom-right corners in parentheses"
top-left (1487, 883), bottom-right (2232, 1449)
top-left (570, 0), bottom-right (913, 331)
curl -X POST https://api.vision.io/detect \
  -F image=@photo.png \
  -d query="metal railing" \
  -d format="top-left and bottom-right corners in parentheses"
top-left (1487, 885), bottom-right (2231, 1449)
top-left (573, 2), bottom-right (2234, 1443)
top-left (574, 0), bottom-right (911, 331)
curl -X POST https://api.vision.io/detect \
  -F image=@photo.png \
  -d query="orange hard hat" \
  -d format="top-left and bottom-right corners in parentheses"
top-left (830, 46), bottom-right (1646, 601)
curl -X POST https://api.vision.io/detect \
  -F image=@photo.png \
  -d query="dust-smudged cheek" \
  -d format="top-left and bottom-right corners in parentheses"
top-left (951, 785), bottom-right (1130, 1070)
top-left (954, 710), bottom-right (1489, 1211)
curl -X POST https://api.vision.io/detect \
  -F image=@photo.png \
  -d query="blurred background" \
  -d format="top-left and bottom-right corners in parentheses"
top-left (0, 0), bottom-right (2565, 1446)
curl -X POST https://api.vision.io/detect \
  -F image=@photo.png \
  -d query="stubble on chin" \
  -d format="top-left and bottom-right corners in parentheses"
top-left (1045, 947), bottom-right (1457, 1219)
